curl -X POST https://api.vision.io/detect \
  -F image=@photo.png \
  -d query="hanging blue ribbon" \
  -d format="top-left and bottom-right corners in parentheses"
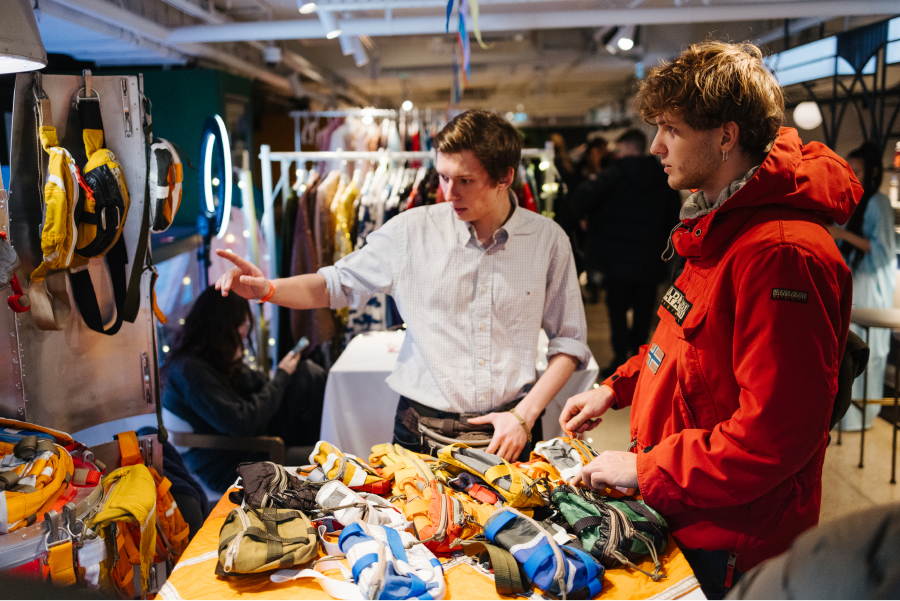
top-left (445, 0), bottom-right (456, 33)
top-left (458, 0), bottom-right (471, 78)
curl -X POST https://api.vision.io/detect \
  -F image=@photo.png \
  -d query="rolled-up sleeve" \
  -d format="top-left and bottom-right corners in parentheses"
top-left (318, 215), bottom-right (406, 310)
top-left (543, 232), bottom-right (591, 370)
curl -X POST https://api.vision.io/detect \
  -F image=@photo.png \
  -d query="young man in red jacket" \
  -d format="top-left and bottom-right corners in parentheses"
top-left (560, 42), bottom-right (861, 598)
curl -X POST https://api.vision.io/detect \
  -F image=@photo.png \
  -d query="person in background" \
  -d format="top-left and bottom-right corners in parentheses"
top-left (577, 137), bottom-right (611, 303)
top-left (561, 42), bottom-right (859, 598)
top-left (162, 286), bottom-right (327, 493)
top-left (579, 137), bottom-right (610, 180)
top-left (550, 132), bottom-right (587, 278)
top-left (571, 128), bottom-right (681, 373)
top-left (827, 142), bottom-right (896, 430)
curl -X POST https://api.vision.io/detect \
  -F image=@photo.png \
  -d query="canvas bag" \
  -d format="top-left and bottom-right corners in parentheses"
top-left (216, 506), bottom-right (317, 575)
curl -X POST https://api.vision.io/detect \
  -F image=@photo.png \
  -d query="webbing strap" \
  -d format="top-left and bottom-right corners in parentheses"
top-left (463, 541), bottom-right (528, 596)
top-left (28, 273), bottom-right (71, 331)
top-left (116, 431), bottom-right (142, 467)
top-left (264, 513), bottom-right (282, 566)
top-left (573, 515), bottom-right (604, 534)
top-left (47, 540), bottom-right (77, 586)
top-left (120, 114), bottom-right (152, 325)
top-left (68, 235), bottom-right (127, 336)
top-left (243, 526), bottom-right (310, 546)
top-left (618, 499), bottom-right (662, 525)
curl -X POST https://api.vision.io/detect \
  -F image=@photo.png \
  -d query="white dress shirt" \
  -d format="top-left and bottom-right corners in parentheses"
top-left (319, 195), bottom-right (590, 413)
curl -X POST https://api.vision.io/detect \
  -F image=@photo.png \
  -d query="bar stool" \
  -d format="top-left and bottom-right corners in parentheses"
top-left (841, 307), bottom-right (900, 483)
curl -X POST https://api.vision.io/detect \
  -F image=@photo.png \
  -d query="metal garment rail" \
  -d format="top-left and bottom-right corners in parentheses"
top-left (257, 142), bottom-right (555, 363)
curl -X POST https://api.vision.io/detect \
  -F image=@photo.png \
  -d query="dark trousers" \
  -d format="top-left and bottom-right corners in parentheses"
top-left (679, 548), bottom-right (743, 600)
top-left (392, 397), bottom-right (542, 463)
top-left (605, 276), bottom-right (658, 362)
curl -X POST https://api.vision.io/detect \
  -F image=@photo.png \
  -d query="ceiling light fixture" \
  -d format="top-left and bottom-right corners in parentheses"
top-left (298, 2), bottom-right (317, 13)
top-left (0, 0), bottom-right (48, 74)
top-left (351, 37), bottom-right (369, 67)
top-left (402, 100), bottom-right (413, 111)
top-left (614, 25), bottom-right (636, 52)
top-left (793, 101), bottom-right (823, 130)
top-left (318, 10), bottom-right (342, 39)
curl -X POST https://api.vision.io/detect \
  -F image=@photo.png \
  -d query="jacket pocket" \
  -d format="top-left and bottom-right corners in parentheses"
top-left (674, 308), bottom-right (721, 430)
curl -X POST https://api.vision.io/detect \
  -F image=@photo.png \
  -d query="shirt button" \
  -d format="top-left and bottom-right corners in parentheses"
top-left (479, 359), bottom-right (485, 366)
top-left (479, 323), bottom-right (485, 330)
top-left (481, 286), bottom-right (487, 294)
top-left (479, 396), bottom-right (486, 402)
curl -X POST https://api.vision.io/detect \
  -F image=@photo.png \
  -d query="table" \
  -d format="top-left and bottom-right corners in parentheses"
top-left (158, 489), bottom-right (703, 600)
top-left (320, 330), bottom-right (601, 457)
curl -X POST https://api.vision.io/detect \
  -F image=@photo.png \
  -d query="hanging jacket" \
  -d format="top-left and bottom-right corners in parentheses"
top-left (602, 128), bottom-right (859, 575)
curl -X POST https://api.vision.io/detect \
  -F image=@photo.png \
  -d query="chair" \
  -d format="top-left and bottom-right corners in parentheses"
top-left (842, 307), bottom-right (900, 483)
top-left (162, 408), bottom-right (286, 500)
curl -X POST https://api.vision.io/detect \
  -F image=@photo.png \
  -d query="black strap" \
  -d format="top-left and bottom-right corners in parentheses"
top-left (572, 515), bottom-right (605, 534)
top-left (69, 235), bottom-right (127, 336)
top-left (618, 499), bottom-right (662, 526)
top-left (121, 93), bottom-right (153, 325)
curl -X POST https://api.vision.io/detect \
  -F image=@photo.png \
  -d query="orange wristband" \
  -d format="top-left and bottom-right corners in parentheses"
top-left (252, 280), bottom-right (275, 304)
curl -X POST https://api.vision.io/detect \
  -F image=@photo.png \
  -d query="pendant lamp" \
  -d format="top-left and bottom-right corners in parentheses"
top-left (0, 0), bottom-right (47, 74)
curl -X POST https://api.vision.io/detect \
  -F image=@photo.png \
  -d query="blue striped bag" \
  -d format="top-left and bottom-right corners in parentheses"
top-left (484, 507), bottom-right (604, 599)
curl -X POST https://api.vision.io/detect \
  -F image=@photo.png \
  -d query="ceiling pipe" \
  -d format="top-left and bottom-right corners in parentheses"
top-left (43, 0), bottom-right (370, 104)
top-left (754, 17), bottom-right (825, 45)
top-left (166, 0), bottom-right (900, 43)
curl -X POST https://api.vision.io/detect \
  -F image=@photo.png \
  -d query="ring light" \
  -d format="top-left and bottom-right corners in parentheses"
top-left (199, 114), bottom-right (233, 239)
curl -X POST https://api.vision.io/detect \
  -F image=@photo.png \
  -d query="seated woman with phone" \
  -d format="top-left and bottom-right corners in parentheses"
top-left (162, 286), bottom-right (327, 493)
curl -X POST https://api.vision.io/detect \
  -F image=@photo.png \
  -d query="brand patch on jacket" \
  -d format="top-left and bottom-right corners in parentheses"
top-left (661, 285), bottom-right (693, 325)
top-left (771, 288), bottom-right (808, 303)
top-left (647, 344), bottom-right (665, 374)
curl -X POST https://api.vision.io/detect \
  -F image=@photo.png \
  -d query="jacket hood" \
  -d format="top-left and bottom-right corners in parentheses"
top-left (673, 127), bottom-right (862, 259)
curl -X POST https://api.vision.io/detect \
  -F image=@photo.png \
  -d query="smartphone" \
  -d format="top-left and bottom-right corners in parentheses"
top-left (292, 336), bottom-right (310, 355)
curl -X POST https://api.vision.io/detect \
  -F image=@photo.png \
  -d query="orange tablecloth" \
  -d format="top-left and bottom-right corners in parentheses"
top-left (158, 491), bottom-right (701, 600)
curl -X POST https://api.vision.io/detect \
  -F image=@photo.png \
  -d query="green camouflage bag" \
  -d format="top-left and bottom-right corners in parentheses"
top-left (551, 484), bottom-right (668, 581)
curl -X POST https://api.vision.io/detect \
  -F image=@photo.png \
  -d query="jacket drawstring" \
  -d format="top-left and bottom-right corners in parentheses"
top-left (661, 222), bottom-right (688, 263)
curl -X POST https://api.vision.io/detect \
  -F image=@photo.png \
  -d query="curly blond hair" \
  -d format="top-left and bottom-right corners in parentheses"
top-left (638, 41), bottom-right (784, 158)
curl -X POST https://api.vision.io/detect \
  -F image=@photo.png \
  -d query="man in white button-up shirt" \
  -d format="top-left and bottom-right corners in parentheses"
top-left (216, 111), bottom-right (590, 461)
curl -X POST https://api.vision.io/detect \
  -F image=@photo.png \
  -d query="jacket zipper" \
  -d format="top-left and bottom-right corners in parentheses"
top-left (725, 551), bottom-right (738, 588)
top-left (224, 507), bottom-right (252, 573)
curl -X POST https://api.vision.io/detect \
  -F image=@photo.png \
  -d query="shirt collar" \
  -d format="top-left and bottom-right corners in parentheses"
top-left (455, 190), bottom-right (521, 246)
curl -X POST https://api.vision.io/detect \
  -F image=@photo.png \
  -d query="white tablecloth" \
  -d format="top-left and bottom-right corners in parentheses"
top-left (319, 330), bottom-right (600, 457)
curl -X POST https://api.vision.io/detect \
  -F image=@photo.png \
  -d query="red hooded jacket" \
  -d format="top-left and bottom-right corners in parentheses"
top-left (603, 128), bottom-right (861, 575)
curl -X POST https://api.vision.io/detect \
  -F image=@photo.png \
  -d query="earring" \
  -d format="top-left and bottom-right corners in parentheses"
top-left (722, 151), bottom-right (728, 162)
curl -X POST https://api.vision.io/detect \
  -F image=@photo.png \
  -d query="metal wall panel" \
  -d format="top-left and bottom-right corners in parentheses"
top-left (3, 73), bottom-right (157, 433)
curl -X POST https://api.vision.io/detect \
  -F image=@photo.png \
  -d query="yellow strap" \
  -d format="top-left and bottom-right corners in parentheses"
top-left (117, 431), bottom-right (143, 467)
top-left (48, 540), bottom-right (77, 586)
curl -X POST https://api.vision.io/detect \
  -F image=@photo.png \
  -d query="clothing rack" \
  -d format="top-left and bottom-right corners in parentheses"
top-left (257, 142), bottom-right (556, 366)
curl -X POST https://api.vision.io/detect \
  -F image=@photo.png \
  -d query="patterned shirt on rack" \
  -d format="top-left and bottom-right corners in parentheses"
top-left (319, 192), bottom-right (590, 414)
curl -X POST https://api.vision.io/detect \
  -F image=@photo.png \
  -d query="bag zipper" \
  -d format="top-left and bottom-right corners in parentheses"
top-left (627, 438), bottom-right (637, 452)
top-left (223, 507), bottom-right (252, 573)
